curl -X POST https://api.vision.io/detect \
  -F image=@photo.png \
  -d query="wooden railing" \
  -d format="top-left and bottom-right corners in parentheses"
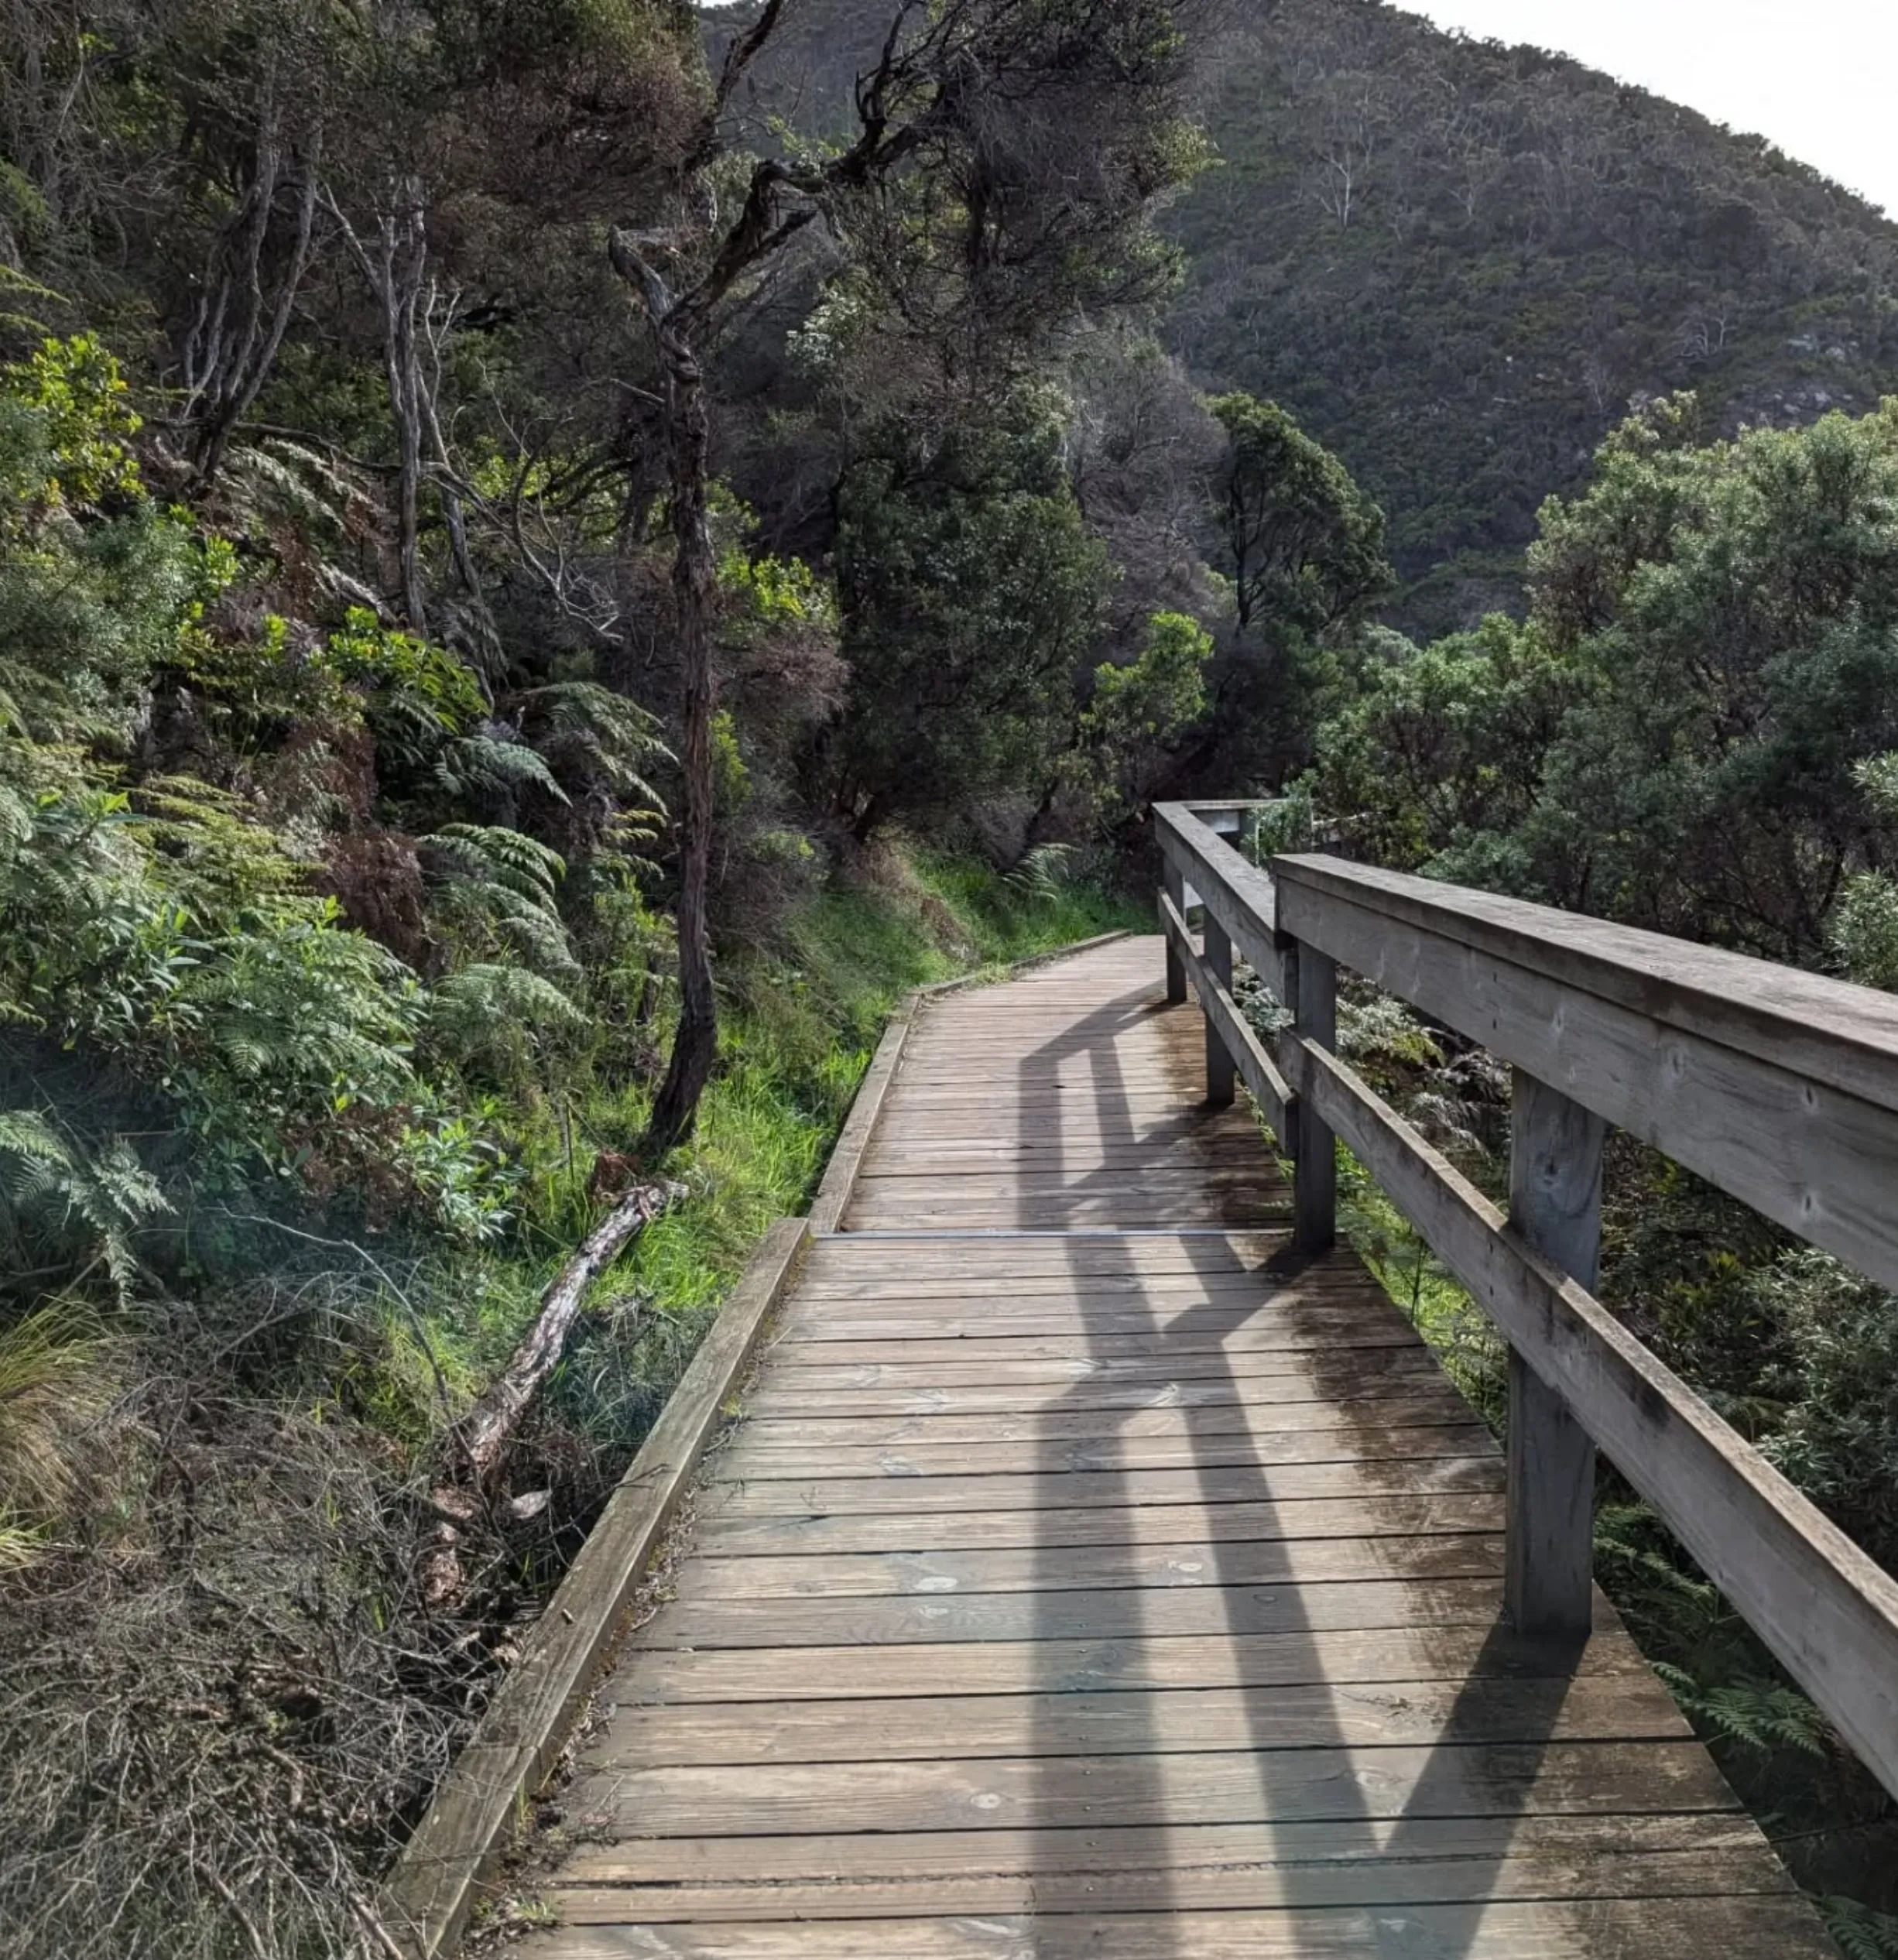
top-left (1154, 798), bottom-right (1898, 1803)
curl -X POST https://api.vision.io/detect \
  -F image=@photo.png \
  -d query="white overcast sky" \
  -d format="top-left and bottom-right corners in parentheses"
top-left (1406, 2), bottom-right (1898, 217)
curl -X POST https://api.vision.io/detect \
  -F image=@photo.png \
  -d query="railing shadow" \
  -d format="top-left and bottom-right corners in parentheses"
top-left (1013, 948), bottom-right (1577, 1953)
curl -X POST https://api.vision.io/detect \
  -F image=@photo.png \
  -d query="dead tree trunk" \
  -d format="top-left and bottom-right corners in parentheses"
top-left (419, 1177), bottom-right (684, 1609)
top-left (327, 178), bottom-right (430, 630)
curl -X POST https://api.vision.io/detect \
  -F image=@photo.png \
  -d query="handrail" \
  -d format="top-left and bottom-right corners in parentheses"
top-left (1153, 800), bottom-right (1898, 1807)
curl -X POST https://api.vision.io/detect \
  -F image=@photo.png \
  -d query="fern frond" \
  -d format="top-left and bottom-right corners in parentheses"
top-left (1823, 1899), bottom-right (1898, 1960)
top-left (1006, 842), bottom-right (1076, 903)
top-left (427, 824), bottom-right (566, 905)
top-left (434, 733), bottom-right (567, 804)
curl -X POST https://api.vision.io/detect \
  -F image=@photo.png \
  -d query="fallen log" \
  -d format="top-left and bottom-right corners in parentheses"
top-left (420, 1177), bottom-right (686, 1609)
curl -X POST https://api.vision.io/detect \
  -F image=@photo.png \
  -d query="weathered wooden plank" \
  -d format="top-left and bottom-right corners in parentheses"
top-left (807, 1006), bottom-right (911, 1235)
top-left (671, 1533), bottom-right (1505, 1600)
top-left (594, 1670), bottom-right (1684, 1768)
top-left (1272, 849), bottom-right (1898, 1114)
top-left (708, 1422), bottom-right (1492, 1481)
top-left (570, 1739), bottom-right (1739, 1835)
top-left (740, 1356), bottom-right (1451, 1417)
top-left (1507, 1066), bottom-right (1605, 1641)
top-left (1159, 888), bottom-right (1292, 1136)
top-left (517, 1898), bottom-right (1838, 1958)
top-left (547, 1815), bottom-right (1787, 1916)
top-left (1281, 1027), bottom-right (1898, 1804)
top-left (762, 1327), bottom-right (1431, 1365)
top-left (690, 1494), bottom-right (1506, 1557)
top-left (774, 1309), bottom-right (1432, 1344)
top-left (629, 1576), bottom-right (1510, 1648)
top-left (550, 1808), bottom-right (1775, 1892)
top-left (1154, 800), bottom-right (1283, 985)
top-left (611, 1619), bottom-right (1650, 1704)
top-left (728, 1391), bottom-right (1478, 1445)
top-left (699, 1458), bottom-right (1506, 1518)
top-left (744, 1351), bottom-right (1437, 1390)
top-left (1275, 858), bottom-right (1898, 1297)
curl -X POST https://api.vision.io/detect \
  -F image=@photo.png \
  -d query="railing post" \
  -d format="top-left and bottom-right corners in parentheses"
top-left (1204, 915), bottom-right (1235, 1107)
top-left (1162, 858), bottom-right (1188, 1005)
top-left (1284, 937), bottom-right (1336, 1254)
top-left (1506, 1066), bottom-right (1606, 1643)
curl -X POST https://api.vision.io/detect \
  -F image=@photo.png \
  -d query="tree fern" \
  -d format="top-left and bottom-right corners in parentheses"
top-left (433, 732), bottom-right (566, 806)
top-left (512, 680), bottom-right (668, 810)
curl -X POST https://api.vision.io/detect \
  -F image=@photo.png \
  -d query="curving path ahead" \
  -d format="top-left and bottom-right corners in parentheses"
top-left (520, 937), bottom-right (1833, 1958)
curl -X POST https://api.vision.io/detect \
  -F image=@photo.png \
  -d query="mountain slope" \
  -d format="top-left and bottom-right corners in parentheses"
top-left (1170, 0), bottom-right (1898, 629)
top-left (727, 0), bottom-right (1898, 631)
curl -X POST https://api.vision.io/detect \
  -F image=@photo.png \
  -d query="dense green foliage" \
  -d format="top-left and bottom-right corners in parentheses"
top-left (0, 0), bottom-right (1201, 1948)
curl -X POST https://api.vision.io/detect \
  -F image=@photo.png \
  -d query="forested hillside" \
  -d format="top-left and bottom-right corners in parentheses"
top-left (1171, 0), bottom-right (1898, 629)
top-left (741, 0), bottom-right (1898, 629)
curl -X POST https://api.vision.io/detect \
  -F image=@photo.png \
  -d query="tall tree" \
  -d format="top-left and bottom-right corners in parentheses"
top-left (611, 0), bottom-right (1207, 1156)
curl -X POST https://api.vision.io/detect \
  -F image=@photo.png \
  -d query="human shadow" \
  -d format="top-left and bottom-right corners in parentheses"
top-left (1010, 944), bottom-right (1577, 1955)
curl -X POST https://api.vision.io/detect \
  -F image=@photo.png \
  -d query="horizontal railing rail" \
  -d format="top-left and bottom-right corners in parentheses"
top-left (1153, 800), bottom-right (1898, 1805)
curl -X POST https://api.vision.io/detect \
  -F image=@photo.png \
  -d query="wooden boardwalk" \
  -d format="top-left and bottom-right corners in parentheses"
top-left (524, 937), bottom-right (1832, 1958)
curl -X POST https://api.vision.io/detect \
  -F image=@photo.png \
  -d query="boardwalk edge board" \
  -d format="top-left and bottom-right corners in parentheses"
top-left (376, 1216), bottom-right (809, 1960)
top-left (807, 928), bottom-right (1133, 1235)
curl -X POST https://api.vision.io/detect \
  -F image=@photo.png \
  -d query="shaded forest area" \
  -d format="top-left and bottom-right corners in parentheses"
top-left (7, 0), bottom-right (1898, 1954)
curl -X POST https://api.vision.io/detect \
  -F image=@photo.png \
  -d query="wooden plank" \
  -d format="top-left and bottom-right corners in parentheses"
top-left (1154, 801), bottom-right (1283, 986)
top-left (553, 1806), bottom-right (1772, 1885)
top-left (700, 1458), bottom-right (1506, 1519)
top-left (741, 1359), bottom-right (1451, 1417)
top-left (503, 1898), bottom-right (1839, 1957)
top-left (565, 1739), bottom-right (1740, 1835)
top-left (1290, 937), bottom-right (1338, 1255)
top-left (742, 1352), bottom-right (1441, 1391)
top-left (629, 1577), bottom-right (1511, 1648)
top-left (1160, 888), bottom-right (1293, 1137)
top-left (1281, 1027), bottom-right (1898, 1804)
top-left (690, 1494), bottom-right (1506, 1557)
top-left (807, 1006), bottom-right (911, 1235)
top-left (596, 1672), bottom-right (1685, 1767)
top-left (709, 1424), bottom-right (1492, 1481)
top-left (670, 1533), bottom-right (1506, 1600)
top-left (611, 1619), bottom-right (1653, 1703)
top-left (1206, 910), bottom-right (1236, 1105)
top-left (775, 1308), bottom-right (1427, 1342)
top-left (549, 1811), bottom-right (1789, 1914)
top-left (762, 1328), bottom-right (1430, 1365)
top-left (728, 1393), bottom-right (1479, 1444)
top-left (1272, 848), bottom-right (1898, 1115)
top-left (378, 1218), bottom-right (808, 1960)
